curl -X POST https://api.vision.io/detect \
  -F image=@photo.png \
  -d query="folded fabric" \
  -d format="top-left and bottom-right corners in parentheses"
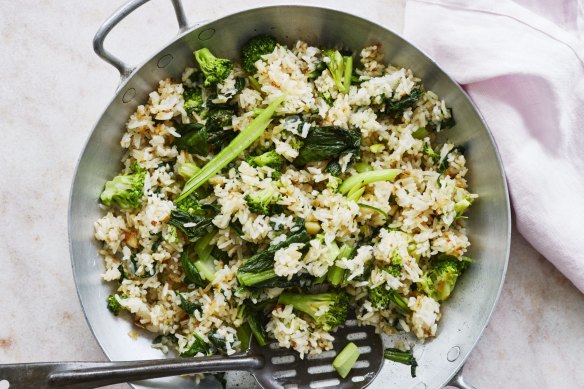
top-left (403, 0), bottom-right (584, 292)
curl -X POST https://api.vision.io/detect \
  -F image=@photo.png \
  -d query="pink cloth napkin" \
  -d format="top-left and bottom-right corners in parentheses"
top-left (403, 0), bottom-right (584, 292)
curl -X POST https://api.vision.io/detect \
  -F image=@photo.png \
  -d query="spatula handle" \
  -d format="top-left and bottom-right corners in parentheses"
top-left (0, 355), bottom-right (263, 388)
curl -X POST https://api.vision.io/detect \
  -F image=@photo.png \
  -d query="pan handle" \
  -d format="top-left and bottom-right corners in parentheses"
top-left (93, 0), bottom-right (189, 81)
top-left (447, 366), bottom-right (476, 389)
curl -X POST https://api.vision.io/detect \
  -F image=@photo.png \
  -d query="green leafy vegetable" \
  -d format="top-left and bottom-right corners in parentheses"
top-left (174, 123), bottom-right (208, 156)
top-left (178, 294), bottom-right (201, 315)
top-left (386, 89), bottom-right (422, 118)
top-left (180, 333), bottom-right (210, 357)
top-left (294, 126), bottom-right (361, 166)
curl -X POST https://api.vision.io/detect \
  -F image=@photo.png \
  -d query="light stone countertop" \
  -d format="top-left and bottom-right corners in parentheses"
top-left (1, 0), bottom-right (584, 388)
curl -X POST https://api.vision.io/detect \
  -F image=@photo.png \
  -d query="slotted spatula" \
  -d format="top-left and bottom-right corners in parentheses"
top-left (0, 319), bottom-right (384, 389)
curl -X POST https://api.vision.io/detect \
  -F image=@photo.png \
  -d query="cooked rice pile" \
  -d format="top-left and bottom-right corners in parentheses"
top-left (95, 40), bottom-right (477, 359)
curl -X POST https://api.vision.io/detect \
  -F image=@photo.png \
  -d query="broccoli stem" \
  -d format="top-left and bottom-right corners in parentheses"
top-left (342, 56), bottom-right (353, 93)
top-left (177, 95), bottom-right (286, 201)
top-left (333, 342), bottom-right (361, 378)
top-left (339, 169), bottom-right (402, 198)
top-left (383, 348), bottom-right (418, 377)
top-left (327, 243), bottom-right (352, 286)
top-left (177, 162), bottom-right (200, 180)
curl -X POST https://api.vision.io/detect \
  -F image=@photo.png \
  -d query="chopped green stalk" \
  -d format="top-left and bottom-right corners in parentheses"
top-left (412, 126), bottom-right (429, 140)
top-left (353, 162), bottom-right (372, 173)
top-left (342, 56), bottom-right (353, 93)
top-left (326, 265), bottom-right (345, 286)
top-left (248, 76), bottom-right (262, 92)
top-left (278, 291), bottom-right (350, 331)
top-left (247, 314), bottom-right (269, 346)
top-left (236, 323), bottom-right (252, 350)
top-left (454, 196), bottom-right (473, 218)
top-left (327, 242), bottom-right (351, 286)
top-left (339, 169), bottom-right (402, 197)
top-left (177, 95), bottom-right (286, 201)
top-left (194, 256), bottom-right (216, 282)
top-left (357, 203), bottom-right (388, 220)
top-left (369, 144), bottom-right (385, 153)
top-left (178, 162), bottom-right (200, 180)
top-left (384, 348), bottom-right (418, 377)
top-left (194, 230), bottom-right (216, 262)
top-left (333, 342), bottom-right (360, 379)
top-left (322, 49), bottom-right (347, 93)
top-left (347, 186), bottom-right (365, 202)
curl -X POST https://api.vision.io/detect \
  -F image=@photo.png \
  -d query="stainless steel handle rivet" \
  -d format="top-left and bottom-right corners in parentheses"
top-left (447, 346), bottom-right (461, 362)
top-left (157, 54), bottom-right (174, 68)
top-left (198, 28), bottom-right (216, 41)
top-left (122, 88), bottom-right (136, 103)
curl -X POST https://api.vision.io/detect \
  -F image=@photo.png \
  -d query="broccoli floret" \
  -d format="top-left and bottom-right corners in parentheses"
top-left (384, 348), bottom-right (418, 377)
top-left (338, 169), bottom-right (402, 202)
top-left (244, 187), bottom-right (279, 215)
top-left (194, 48), bottom-right (233, 86)
top-left (368, 286), bottom-right (410, 315)
top-left (417, 255), bottom-right (473, 302)
top-left (278, 291), bottom-right (350, 331)
top-left (183, 87), bottom-right (205, 114)
top-left (241, 35), bottom-right (278, 74)
top-left (322, 49), bottom-right (352, 93)
top-left (247, 150), bottom-right (286, 169)
top-left (106, 295), bottom-right (122, 316)
top-left (333, 342), bottom-right (360, 379)
top-left (176, 195), bottom-right (204, 216)
top-left (100, 162), bottom-right (145, 209)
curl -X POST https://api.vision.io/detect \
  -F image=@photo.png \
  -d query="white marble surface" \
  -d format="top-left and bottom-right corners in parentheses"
top-left (1, 0), bottom-right (584, 388)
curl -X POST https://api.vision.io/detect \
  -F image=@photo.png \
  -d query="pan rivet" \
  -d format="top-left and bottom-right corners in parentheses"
top-left (447, 346), bottom-right (461, 362)
top-left (198, 28), bottom-right (216, 41)
top-left (413, 382), bottom-right (426, 389)
top-left (157, 54), bottom-right (173, 68)
top-left (0, 379), bottom-right (10, 389)
top-left (122, 88), bottom-right (136, 103)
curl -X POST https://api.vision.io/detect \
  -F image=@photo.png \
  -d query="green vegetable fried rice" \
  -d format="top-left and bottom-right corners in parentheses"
top-left (94, 38), bottom-right (477, 363)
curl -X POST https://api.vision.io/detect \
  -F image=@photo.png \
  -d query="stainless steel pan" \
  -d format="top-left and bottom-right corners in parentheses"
top-left (69, 1), bottom-right (511, 388)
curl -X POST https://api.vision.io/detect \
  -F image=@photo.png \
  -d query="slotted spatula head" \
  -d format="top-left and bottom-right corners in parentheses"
top-left (249, 319), bottom-right (384, 389)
